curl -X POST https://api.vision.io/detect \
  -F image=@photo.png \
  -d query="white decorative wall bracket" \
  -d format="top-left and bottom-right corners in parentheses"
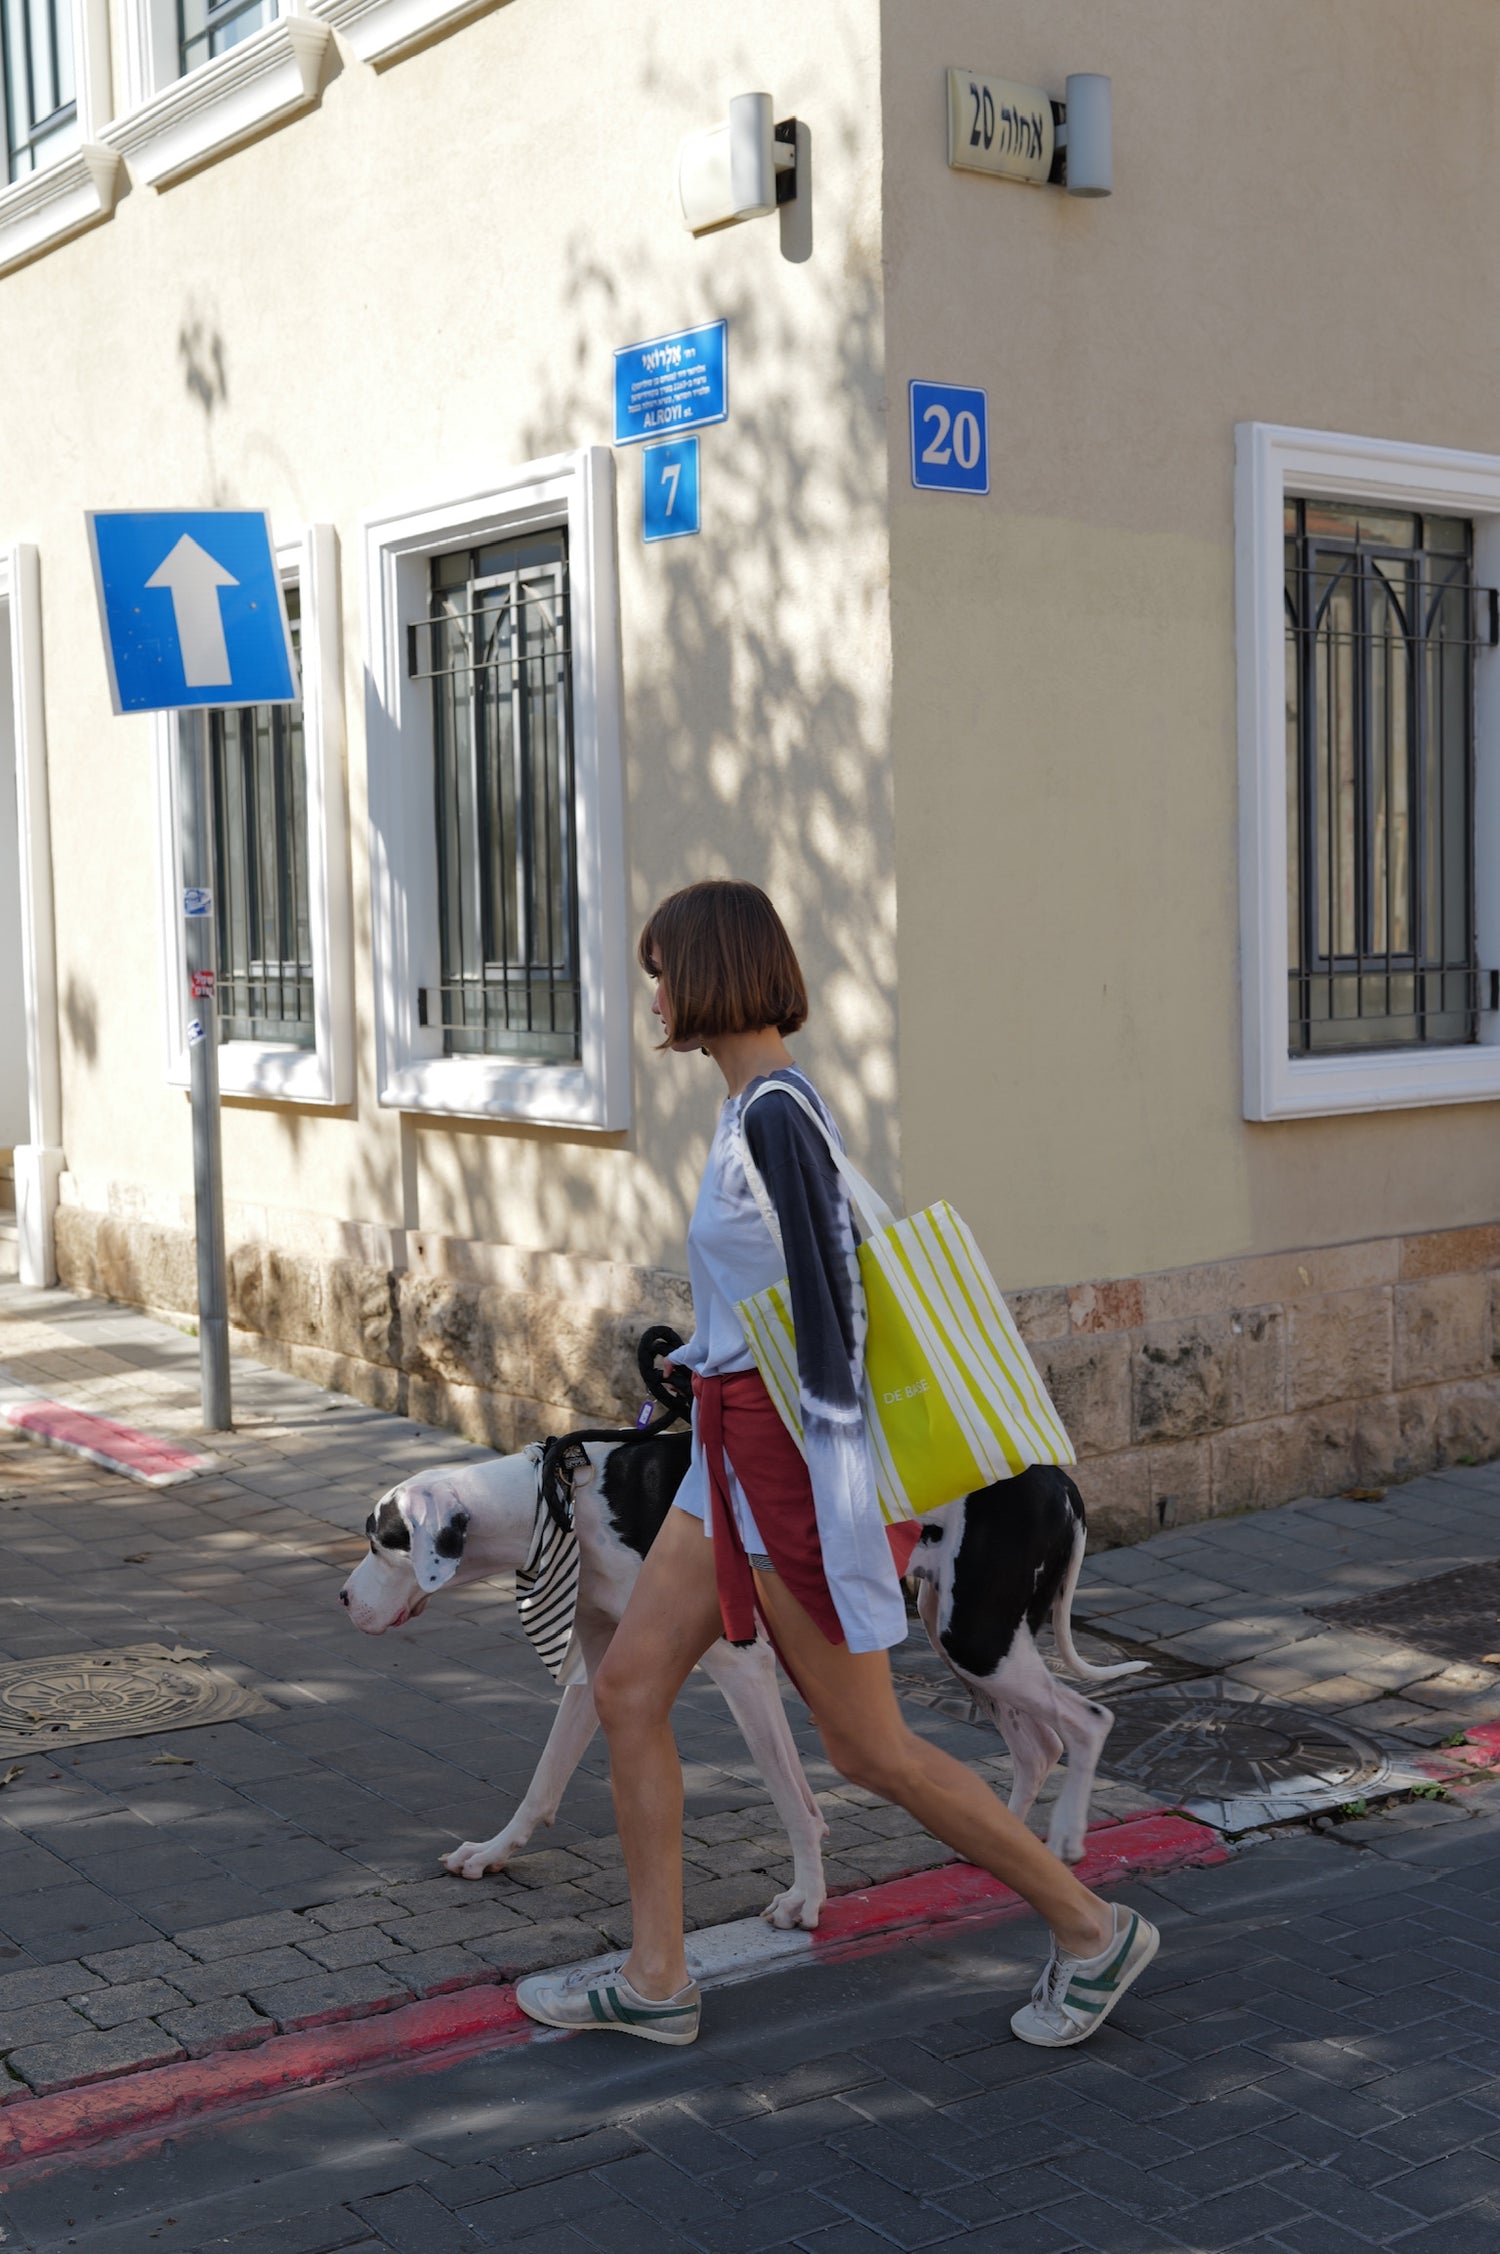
top-left (0, 146), bottom-right (125, 277)
top-left (103, 16), bottom-right (332, 190)
top-left (307, 0), bottom-right (503, 70)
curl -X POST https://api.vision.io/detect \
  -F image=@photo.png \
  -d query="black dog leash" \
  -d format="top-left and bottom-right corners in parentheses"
top-left (538, 1325), bottom-right (692, 1533)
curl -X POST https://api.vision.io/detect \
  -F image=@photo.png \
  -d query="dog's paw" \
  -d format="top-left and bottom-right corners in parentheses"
top-left (440, 1837), bottom-right (515, 1880)
top-left (1046, 1827), bottom-right (1088, 1867)
top-left (761, 1883), bottom-right (825, 1932)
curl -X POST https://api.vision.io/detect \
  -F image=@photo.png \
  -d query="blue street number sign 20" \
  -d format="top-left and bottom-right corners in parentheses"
top-left (909, 380), bottom-right (989, 495)
top-left (643, 438), bottom-right (700, 543)
top-left (87, 508), bottom-right (299, 715)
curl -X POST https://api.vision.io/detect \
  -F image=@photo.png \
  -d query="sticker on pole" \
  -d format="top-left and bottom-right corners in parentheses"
top-left (643, 438), bottom-right (700, 543)
top-left (190, 969), bottom-right (216, 998)
top-left (187, 1018), bottom-right (207, 1044)
top-left (909, 381), bottom-right (989, 495)
top-left (182, 888), bottom-right (214, 918)
top-left (86, 509), bottom-right (299, 715)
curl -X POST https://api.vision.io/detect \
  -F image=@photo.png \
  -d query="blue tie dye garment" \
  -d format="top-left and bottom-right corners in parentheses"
top-left (671, 1068), bottom-right (908, 1654)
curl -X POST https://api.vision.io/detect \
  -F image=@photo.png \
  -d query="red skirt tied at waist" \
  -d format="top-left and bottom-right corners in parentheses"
top-left (693, 1368), bottom-right (922, 1650)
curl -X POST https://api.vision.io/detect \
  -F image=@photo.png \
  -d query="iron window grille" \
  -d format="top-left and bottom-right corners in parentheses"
top-left (177, 0), bottom-right (271, 76)
top-left (1, 0), bottom-right (76, 182)
top-left (408, 532), bottom-right (580, 1064)
top-left (1284, 498), bottom-right (1498, 1054)
top-left (207, 586), bottom-right (315, 1048)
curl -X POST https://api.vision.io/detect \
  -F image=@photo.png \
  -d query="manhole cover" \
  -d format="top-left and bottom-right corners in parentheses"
top-left (1099, 1678), bottom-right (1395, 1833)
top-left (0, 1644), bottom-right (271, 1754)
top-left (893, 1625), bottom-right (1202, 1731)
top-left (1311, 1557), bottom-right (1500, 1670)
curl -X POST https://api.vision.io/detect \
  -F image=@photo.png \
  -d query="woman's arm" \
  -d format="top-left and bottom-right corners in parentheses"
top-left (742, 1091), bottom-right (863, 1418)
top-left (742, 1087), bottom-right (904, 1651)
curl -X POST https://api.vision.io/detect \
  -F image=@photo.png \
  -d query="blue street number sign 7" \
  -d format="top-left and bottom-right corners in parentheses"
top-left (643, 437), bottom-right (701, 543)
top-left (909, 380), bottom-right (989, 495)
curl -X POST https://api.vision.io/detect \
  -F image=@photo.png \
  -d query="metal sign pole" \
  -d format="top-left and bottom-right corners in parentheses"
top-left (182, 708), bottom-right (232, 1431)
top-left (86, 506), bottom-right (297, 1437)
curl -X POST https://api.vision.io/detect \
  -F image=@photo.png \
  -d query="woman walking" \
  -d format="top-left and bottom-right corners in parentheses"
top-left (516, 880), bottom-right (1158, 2049)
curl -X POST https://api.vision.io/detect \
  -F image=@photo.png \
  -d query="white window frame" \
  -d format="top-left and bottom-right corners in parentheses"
top-left (0, 0), bottom-right (122, 277)
top-left (153, 524), bottom-right (353, 1105)
top-left (305, 0), bottom-right (497, 70)
top-left (1237, 421), bottom-right (1500, 1120)
top-left (362, 446), bottom-right (630, 1130)
top-left (103, 0), bottom-right (329, 190)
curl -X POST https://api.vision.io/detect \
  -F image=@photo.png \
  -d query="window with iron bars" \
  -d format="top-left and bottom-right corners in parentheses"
top-left (1284, 498), bottom-right (1498, 1054)
top-left (408, 533), bottom-right (579, 1063)
top-left (1, 0), bottom-right (77, 182)
top-left (177, 0), bottom-right (271, 77)
top-left (207, 586), bottom-right (315, 1048)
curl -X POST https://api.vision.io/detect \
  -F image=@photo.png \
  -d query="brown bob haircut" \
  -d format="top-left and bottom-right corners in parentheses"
top-left (638, 880), bottom-right (809, 1045)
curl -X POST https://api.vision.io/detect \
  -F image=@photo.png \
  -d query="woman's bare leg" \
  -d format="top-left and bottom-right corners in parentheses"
top-left (591, 1508), bottom-right (726, 1998)
top-left (752, 1570), bottom-right (1112, 1957)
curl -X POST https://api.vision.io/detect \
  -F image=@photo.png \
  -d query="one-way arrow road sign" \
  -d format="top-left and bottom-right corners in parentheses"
top-left (87, 509), bottom-right (297, 713)
top-left (145, 534), bottom-right (239, 688)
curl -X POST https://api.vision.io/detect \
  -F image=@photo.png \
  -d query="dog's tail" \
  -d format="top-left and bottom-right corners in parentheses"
top-left (1050, 1512), bottom-right (1148, 1683)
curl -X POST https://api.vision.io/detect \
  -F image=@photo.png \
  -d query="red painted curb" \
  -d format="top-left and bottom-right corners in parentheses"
top-left (0, 1808), bottom-right (1223, 2177)
top-left (1, 1397), bottom-right (210, 1486)
top-left (812, 1812), bottom-right (1227, 1953)
top-left (0, 1985), bottom-right (530, 2169)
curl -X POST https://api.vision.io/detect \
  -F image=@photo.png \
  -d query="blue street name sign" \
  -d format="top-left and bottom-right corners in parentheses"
top-left (614, 320), bottom-right (727, 445)
top-left (643, 437), bottom-right (701, 543)
top-left (87, 509), bottom-right (299, 714)
top-left (909, 380), bottom-right (990, 495)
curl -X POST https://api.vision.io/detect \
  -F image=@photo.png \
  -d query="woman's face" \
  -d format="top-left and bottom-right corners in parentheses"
top-left (652, 976), bottom-right (699, 1054)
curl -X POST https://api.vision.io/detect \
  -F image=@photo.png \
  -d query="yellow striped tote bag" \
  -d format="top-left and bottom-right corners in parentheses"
top-left (734, 1081), bottom-right (1074, 1524)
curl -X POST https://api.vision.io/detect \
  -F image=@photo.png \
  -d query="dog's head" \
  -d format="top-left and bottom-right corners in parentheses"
top-left (337, 1450), bottom-right (562, 1634)
top-left (338, 1476), bottom-right (472, 1633)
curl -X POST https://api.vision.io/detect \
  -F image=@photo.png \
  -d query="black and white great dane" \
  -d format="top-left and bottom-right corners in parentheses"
top-left (339, 1404), bottom-right (1142, 1919)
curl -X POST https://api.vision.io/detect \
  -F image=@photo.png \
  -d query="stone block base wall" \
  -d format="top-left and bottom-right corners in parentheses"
top-left (52, 1188), bottom-right (693, 1455)
top-left (50, 1183), bottom-right (1500, 1546)
top-left (1011, 1224), bottom-right (1500, 1547)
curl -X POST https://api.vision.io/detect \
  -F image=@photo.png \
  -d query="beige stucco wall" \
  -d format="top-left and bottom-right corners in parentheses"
top-left (3, 0), bottom-right (894, 1277)
top-left (884, 0), bottom-right (1500, 1292)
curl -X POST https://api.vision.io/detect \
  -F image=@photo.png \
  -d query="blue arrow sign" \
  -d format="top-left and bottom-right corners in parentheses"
top-left (86, 509), bottom-right (298, 714)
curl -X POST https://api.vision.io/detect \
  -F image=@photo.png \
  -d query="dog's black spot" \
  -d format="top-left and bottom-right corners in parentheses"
top-left (939, 1466), bottom-right (1085, 1680)
top-left (918, 1523), bottom-right (944, 1545)
top-left (599, 1432), bottom-right (693, 1559)
top-left (372, 1497), bottom-right (410, 1552)
top-left (435, 1508), bottom-right (470, 1561)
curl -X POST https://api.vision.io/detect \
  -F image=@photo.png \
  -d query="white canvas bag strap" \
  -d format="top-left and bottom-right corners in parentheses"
top-left (735, 1078), bottom-right (897, 1249)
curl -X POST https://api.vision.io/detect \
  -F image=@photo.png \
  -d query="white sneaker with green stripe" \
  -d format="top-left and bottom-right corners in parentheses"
top-left (1009, 1903), bottom-right (1159, 2047)
top-left (515, 1959), bottom-right (701, 2045)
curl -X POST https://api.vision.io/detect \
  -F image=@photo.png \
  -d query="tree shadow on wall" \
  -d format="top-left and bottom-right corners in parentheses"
top-left (412, 79), bottom-right (892, 1272)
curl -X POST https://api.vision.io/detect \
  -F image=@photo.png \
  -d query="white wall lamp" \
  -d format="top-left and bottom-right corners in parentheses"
top-left (947, 69), bottom-right (1112, 198)
top-left (676, 91), bottom-right (799, 235)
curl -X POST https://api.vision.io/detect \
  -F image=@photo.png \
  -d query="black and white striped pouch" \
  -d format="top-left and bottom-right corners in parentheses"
top-left (515, 1497), bottom-right (582, 1683)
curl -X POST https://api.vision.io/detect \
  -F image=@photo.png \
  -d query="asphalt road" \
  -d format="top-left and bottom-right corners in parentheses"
top-left (3, 1786), bottom-right (1499, 2254)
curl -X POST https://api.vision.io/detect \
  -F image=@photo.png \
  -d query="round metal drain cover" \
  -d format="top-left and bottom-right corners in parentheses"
top-left (1102, 1677), bottom-right (1390, 1832)
top-left (0, 1643), bottom-right (271, 1755)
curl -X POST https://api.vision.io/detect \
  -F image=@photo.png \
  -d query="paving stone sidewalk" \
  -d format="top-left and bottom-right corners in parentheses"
top-left (1071, 1461), bottom-right (1500, 1746)
top-left (0, 1283), bottom-right (1156, 2103)
top-left (1, 1281), bottom-right (1498, 2109)
top-left (4, 1784), bottom-right (1500, 2250)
